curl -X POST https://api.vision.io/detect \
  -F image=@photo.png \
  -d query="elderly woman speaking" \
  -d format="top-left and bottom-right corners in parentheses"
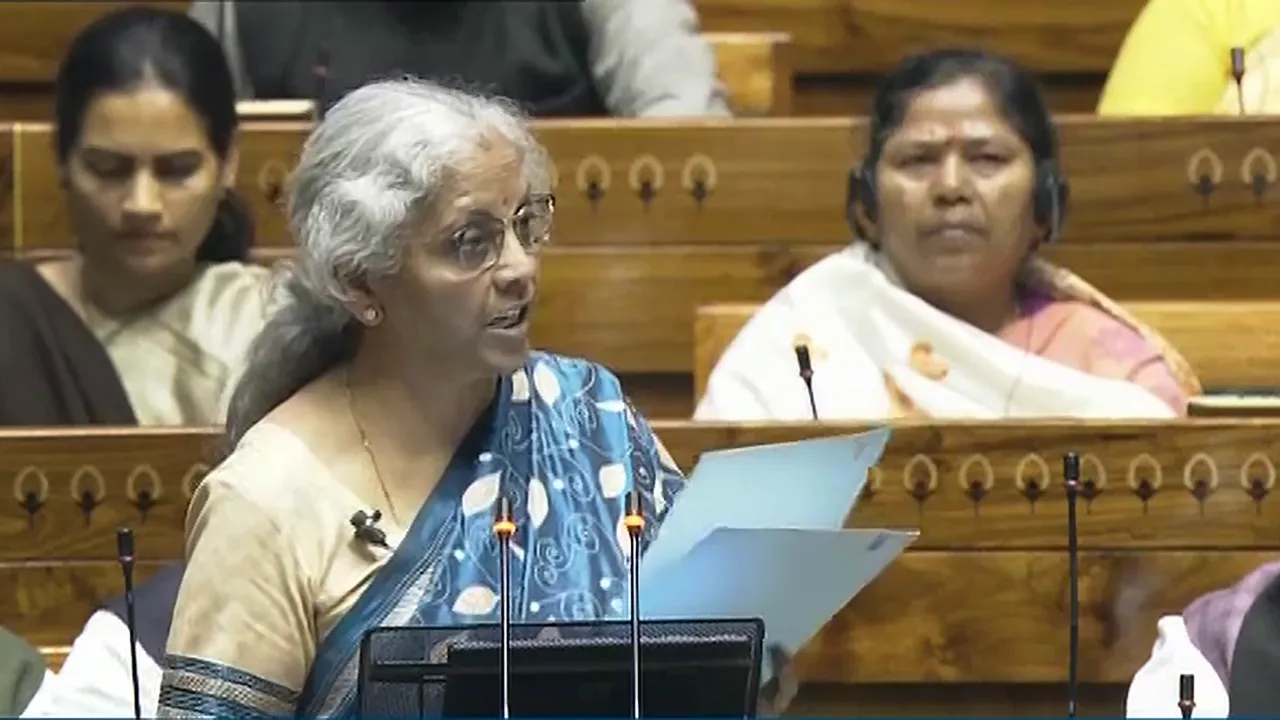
top-left (155, 80), bottom-right (796, 718)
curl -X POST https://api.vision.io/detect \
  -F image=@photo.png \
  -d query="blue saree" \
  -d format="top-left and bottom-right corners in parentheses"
top-left (158, 352), bottom-right (686, 718)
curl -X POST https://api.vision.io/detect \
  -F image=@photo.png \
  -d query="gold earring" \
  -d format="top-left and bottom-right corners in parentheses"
top-left (362, 306), bottom-right (382, 326)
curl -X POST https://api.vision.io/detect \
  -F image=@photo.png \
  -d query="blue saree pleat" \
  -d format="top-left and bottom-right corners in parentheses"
top-left (296, 352), bottom-right (686, 718)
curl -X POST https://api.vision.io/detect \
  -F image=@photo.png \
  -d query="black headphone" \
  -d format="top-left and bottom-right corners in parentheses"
top-left (846, 155), bottom-right (1070, 245)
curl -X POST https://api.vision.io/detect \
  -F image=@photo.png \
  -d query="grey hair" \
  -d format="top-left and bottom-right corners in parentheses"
top-left (224, 78), bottom-right (551, 447)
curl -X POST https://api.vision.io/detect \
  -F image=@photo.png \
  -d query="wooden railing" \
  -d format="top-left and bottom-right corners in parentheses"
top-left (3, 117), bottom-right (1279, 414)
top-left (2, 421), bottom-right (1278, 713)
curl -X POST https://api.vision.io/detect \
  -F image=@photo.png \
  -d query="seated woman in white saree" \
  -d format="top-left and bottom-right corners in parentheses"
top-left (697, 49), bottom-right (1201, 422)
top-left (0, 6), bottom-right (271, 427)
top-left (157, 80), bottom-right (795, 718)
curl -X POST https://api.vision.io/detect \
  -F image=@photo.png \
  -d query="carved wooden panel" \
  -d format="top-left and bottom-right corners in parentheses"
top-left (4, 423), bottom-right (1279, 559)
top-left (3, 423), bottom-right (1278, 689)
top-left (12, 119), bottom-right (1280, 253)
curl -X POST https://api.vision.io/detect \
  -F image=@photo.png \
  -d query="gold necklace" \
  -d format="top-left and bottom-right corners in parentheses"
top-left (345, 368), bottom-right (404, 528)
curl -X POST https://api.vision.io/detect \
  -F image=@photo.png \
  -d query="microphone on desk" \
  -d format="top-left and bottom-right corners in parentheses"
top-left (1231, 46), bottom-right (1247, 115)
top-left (115, 527), bottom-right (143, 720)
top-left (793, 343), bottom-right (818, 420)
top-left (1179, 673), bottom-right (1196, 719)
top-left (350, 509), bottom-right (390, 548)
top-left (624, 489), bottom-right (646, 720)
top-left (1063, 452), bottom-right (1082, 720)
top-left (492, 496), bottom-right (517, 719)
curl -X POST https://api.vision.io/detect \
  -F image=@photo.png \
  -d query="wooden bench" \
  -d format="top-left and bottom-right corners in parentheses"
top-left (2, 422), bottom-right (1279, 714)
top-left (0, 2), bottom-right (791, 119)
top-left (4, 117), bottom-right (1279, 415)
top-left (693, 301), bottom-right (1280, 401)
top-left (705, 31), bottom-right (794, 116)
top-left (695, 0), bottom-right (1149, 114)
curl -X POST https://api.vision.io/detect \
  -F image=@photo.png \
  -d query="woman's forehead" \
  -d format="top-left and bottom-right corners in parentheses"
top-left (77, 86), bottom-right (211, 155)
top-left (441, 140), bottom-right (528, 212)
top-left (889, 78), bottom-right (1021, 146)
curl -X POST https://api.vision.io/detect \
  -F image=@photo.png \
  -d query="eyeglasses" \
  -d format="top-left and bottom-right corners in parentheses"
top-left (440, 193), bottom-right (555, 273)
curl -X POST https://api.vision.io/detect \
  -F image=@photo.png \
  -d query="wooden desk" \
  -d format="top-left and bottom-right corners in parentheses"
top-left (2, 421), bottom-right (1277, 715)
top-left (5, 117), bottom-right (1279, 414)
top-left (1190, 396), bottom-right (1280, 418)
top-left (693, 301), bottom-right (1280, 400)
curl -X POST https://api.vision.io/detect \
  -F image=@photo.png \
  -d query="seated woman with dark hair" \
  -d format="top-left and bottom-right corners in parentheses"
top-left (697, 49), bottom-right (1201, 421)
top-left (0, 6), bottom-right (272, 427)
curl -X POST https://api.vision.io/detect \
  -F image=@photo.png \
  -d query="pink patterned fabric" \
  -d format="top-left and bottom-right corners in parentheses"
top-left (996, 291), bottom-right (1190, 415)
top-left (1182, 562), bottom-right (1280, 686)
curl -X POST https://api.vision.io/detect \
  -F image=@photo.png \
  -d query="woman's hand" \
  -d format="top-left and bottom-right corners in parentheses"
top-left (757, 644), bottom-right (799, 717)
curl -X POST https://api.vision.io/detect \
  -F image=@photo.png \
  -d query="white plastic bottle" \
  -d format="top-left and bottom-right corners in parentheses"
top-left (1126, 615), bottom-right (1230, 718)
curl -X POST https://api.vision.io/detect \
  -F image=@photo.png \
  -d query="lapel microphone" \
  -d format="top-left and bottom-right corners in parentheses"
top-left (115, 527), bottom-right (143, 720)
top-left (792, 343), bottom-right (819, 419)
top-left (349, 510), bottom-right (389, 548)
top-left (624, 489), bottom-right (646, 720)
top-left (492, 496), bottom-right (517, 719)
top-left (1063, 452), bottom-right (1082, 719)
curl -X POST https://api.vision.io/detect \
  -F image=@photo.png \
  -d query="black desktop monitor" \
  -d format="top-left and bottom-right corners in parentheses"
top-left (357, 618), bottom-right (766, 719)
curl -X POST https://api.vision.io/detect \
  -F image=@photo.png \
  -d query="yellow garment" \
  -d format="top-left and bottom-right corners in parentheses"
top-left (1097, 0), bottom-right (1280, 115)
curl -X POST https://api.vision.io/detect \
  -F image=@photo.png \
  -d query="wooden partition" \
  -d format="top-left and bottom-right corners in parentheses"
top-left (0, 1), bottom-right (1148, 119)
top-left (3, 117), bottom-right (1278, 415)
top-left (693, 301), bottom-right (1280, 399)
top-left (694, 0), bottom-right (1149, 114)
top-left (0, 2), bottom-right (790, 120)
top-left (0, 2), bottom-right (185, 119)
top-left (2, 421), bottom-right (1278, 715)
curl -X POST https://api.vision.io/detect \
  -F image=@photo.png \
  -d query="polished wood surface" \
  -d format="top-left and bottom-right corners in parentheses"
top-left (696, 0), bottom-right (1144, 75)
top-left (0, 2), bottom-right (185, 83)
top-left (3, 422), bottom-right (1278, 693)
top-left (1190, 396), bottom-right (1280, 418)
top-left (705, 32), bottom-right (794, 116)
top-left (693, 301), bottom-right (1280, 399)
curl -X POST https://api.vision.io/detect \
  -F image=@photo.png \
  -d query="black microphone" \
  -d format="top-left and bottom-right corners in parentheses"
top-left (349, 510), bottom-right (389, 548)
top-left (1063, 452), bottom-right (1081, 719)
top-left (312, 44), bottom-right (331, 122)
top-left (793, 343), bottom-right (818, 420)
top-left (1231, 47), bottom-right (1247, 115)
top-left (115, 527), bottom-right (143, 720)
top-left (624, 490), bottom-right (645, 720)
top-left (1179, 673), bottom-right (1196, 719)
top-left (492, 496), bottom-right (517, 720)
